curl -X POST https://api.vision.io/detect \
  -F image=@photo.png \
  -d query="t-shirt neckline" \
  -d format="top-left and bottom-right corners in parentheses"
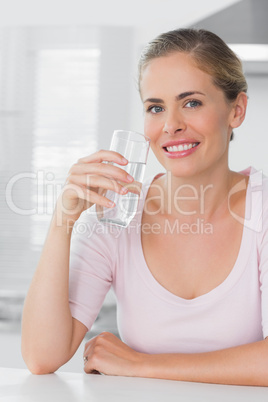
top-left (133, 167), bottom-right (255, 306)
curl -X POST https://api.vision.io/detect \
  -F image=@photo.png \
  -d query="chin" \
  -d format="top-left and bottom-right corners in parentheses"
top-left (157, 157), bottom-right (197, 176)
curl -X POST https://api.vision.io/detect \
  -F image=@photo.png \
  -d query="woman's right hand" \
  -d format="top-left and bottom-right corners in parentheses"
top-left (55, 150), bottom-right (133, 228)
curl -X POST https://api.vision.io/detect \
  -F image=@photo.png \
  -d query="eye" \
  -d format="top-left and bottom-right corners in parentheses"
top-left (147, 105), bottom-right (164, 114)
top-left (185, 100), bottom-right (202, 108)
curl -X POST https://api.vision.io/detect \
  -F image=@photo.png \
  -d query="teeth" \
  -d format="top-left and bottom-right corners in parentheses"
top-left (166, 143), bottom-right (198, 152)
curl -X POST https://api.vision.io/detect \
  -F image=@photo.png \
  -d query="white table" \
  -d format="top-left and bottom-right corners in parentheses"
top-left (1, 367), bottom-right (268, 402)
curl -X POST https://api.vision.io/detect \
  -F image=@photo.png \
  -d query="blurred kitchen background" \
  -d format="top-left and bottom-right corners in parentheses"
top-left (0, 0), bottom-right (267, 372)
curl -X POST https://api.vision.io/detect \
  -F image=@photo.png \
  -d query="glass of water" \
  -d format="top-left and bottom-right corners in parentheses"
top-left (96, 130), bottom-right (150, 227)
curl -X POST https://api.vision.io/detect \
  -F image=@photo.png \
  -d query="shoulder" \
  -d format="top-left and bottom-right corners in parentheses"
top-left (70, 206), bottom-right (121, 261)
top-left (244, 167), bottom-right (268, 238)
top-left (247, 167), bottom-right (268, 207)
top-left (239, 166), bottom-right (268, 201)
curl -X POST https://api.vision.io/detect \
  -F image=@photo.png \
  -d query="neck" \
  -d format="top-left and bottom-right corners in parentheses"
top-left (161, 166), bottom-right (236, 221)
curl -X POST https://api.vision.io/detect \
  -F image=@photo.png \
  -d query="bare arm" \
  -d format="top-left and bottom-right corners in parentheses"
top-left (83, 332), bottom-right (268, 386)
top-left (21, 214), bottom-right (87, 374)
top-left (143, 338), bottom-right (268, 386)
top-left (21, 151), bottom-right (132, 374)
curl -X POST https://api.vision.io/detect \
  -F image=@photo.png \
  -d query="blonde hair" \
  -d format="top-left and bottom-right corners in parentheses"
top-left (138, 28), bottom-right (248, 140)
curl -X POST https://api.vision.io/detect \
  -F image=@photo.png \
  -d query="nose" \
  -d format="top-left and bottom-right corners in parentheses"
top-left (163, 109), bottom-right (186, 135)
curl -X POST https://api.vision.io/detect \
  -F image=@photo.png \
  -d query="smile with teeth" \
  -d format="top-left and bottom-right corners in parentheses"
top-left (165, 142), bottom-right (199, 152)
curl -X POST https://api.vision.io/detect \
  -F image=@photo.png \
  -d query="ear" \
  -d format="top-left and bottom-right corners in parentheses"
top-left (230, 92), bottom-right (248, 129)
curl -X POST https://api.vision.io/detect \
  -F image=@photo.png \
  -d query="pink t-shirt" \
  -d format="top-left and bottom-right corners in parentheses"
top-left (69, 166), bottom-right (268, 353)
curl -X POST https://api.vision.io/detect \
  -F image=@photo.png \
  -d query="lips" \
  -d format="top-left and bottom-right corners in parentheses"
top-left (165, 142), bottom-right (199, 152)
top-left (161, 140), bottom-right (201, 158)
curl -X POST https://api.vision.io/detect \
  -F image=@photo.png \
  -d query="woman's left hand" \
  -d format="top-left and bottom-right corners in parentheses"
top-left (83, 332), bottom-right (147, 376)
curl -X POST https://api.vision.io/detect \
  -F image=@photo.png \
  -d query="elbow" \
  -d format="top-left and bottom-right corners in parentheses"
top-left (21, 347), bottom-right (59, 375)
top-left (22, 353), bottom-right (58, 375)
top-left (27, 362), bottom-right (56, 375)
top-left (24, 357), bottom-right (60, 375)
top-left (21, 337), bottom-right (70, 375)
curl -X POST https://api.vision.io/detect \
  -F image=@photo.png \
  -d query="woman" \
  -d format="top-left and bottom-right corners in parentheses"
top-left (21, 28), bottom-right (268, 386)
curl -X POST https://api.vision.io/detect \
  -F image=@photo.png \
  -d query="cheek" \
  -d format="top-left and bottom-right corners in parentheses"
top-left (201, 113), bottom-right (231, 155)
top-left (144, 117), bottom-right (161, 141)
top-left (196, 111), bottom-right (229, 137)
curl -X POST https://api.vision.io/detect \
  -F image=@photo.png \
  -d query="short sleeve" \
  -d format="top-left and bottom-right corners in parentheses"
top-left (258, 182), bottom-right (268, 339)
top-left (69, 208), bottom-right (117, 331)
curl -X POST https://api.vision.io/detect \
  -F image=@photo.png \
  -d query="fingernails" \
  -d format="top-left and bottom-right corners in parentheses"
top-left (121, 157), bottom-right (128, 163)
top-left (127, 174), bottom-right (134, 182)
top-left (107, 201), bottom-right (115, 208)
top-left (120, 187), bottom-right (128, 194)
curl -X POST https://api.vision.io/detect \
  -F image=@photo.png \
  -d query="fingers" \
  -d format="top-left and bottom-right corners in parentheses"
top-left (65, 175), bottom-right (130, 209)
top-left (69, 162), bottom-right (133, 184)
top-left (83, 339), bottom-right (101, 374)
top-left (62, 183), bottom-right (116, 209)
top-left (82, 332), bottom-right (142, 377)
top-left (83, 332), bottom-right (118, 374)
top-left (75, 150), bottom-right (133, 183)
top-left (117, 180), bottom-right (142, 196)
top-left (77, 150), bottom-right (128, 165)
top-left (67, 174), bottom-right (130, 196)
top-left (61, 149), bottom-right (135, 220)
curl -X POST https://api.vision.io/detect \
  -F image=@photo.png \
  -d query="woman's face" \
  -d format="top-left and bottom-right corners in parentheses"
top-left (140, 52), bottom-right (236, 178)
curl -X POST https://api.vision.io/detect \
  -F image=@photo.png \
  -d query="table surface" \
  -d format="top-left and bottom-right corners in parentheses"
top-left (1, 367), bottom-right (268, 402)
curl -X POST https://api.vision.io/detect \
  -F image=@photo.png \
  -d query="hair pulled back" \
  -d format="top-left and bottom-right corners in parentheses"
top-left (138, 29), bottom-right (248, 140)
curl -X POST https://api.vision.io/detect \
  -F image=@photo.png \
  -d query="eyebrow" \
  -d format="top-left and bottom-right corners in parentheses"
top-left (143, 91), bottom-right (205, 104)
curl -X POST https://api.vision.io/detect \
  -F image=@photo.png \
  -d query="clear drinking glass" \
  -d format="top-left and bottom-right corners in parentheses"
top-left (96, 130), bottom-right (150, 227)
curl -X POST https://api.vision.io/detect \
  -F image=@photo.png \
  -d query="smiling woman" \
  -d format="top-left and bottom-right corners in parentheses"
top-left (139, 29), bottom-right (248, 144)
top-left (21, 28), bottom-right (268, 387)
top-left (139, 50), bottom-right (247, 179)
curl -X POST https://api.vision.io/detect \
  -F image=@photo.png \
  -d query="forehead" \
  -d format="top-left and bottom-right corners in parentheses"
top-left (140, 52), bottom-right (215, 98)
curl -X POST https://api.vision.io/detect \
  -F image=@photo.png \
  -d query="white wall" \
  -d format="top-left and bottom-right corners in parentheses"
top-left (229, 74), bottom-right (268, 175)
top-left (0, 0), bottom-right (240, 28)
top-left (0, 0), bottom-right (243, 180)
